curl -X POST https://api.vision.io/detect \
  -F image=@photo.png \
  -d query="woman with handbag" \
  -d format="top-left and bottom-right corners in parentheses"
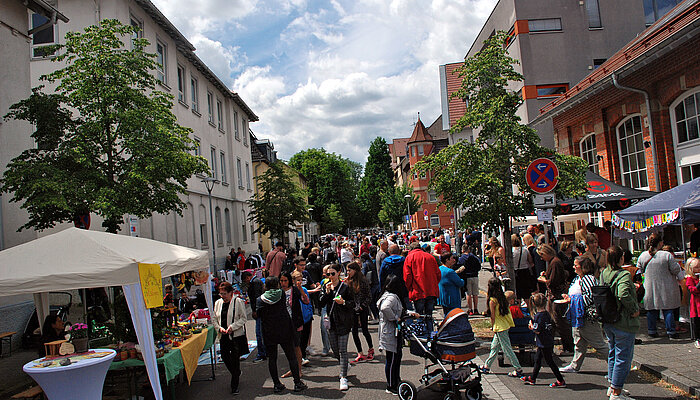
top-left (212, 281), bottom-right (248, 395)
top-left (320, 263), bottom-right (355, 391)
top-left (537, 244), bottom-right (575, 355)
top-left (257, 276), bottom-right (308, 393)
top-left (512, 234), bottom-right (536, 300)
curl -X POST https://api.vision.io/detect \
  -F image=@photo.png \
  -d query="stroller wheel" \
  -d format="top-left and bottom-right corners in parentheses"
top-left (465, 387), bottom-right (482, 400)
top-left (398, 381), bottom-right (417, 400)
top-left (444, 392), bottom-right (461, 400)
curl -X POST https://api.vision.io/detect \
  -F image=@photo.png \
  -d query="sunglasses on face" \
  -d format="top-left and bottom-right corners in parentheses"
top-left (327, 272), bottom-right (337, 276)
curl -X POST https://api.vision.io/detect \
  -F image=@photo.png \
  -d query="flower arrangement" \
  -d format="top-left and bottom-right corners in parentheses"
top-left (68, 323), bottom-right (88, 340)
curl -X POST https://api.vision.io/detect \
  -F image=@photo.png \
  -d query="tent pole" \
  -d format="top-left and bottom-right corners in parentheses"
top-left (681, 208), bottom-right (687, 265)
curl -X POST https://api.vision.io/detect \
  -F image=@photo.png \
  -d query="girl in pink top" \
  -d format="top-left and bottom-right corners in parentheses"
top-left (685, 258), bottom-right (700, 349)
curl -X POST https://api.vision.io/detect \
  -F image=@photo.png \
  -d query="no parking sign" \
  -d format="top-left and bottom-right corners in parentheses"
top-left (526, 158), bottom-right (559, 194)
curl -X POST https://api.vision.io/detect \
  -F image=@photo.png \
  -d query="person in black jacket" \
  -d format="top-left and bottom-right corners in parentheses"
top-left (256, 276), bottom-right (307, 393)
top-left (242, 271), bottom-right (267, 362)
top-left (279, 271), bottom-right (308, 378)
top-left (319, 263), bottom-right (355, 391)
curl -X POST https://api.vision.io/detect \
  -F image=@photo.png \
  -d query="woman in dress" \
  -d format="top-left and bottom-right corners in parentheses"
top-left (637, 233), bottom-right (683, 338)
top-left (512, 234), bottom-right (536, 300)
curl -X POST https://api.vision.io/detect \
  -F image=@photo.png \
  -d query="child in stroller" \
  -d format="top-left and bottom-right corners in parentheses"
top-left (398, 308), bottom-right (483, 400)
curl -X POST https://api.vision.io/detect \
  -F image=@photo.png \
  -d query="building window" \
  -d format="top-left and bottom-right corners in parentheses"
top-left (193, 137), bottom-right (201, 156)
top-left (537, 84), bottom-right (568, 99)
top-left (528, 18), bottom-right (562, 32)
top-left (234, 111), bottom-right (240, 140)
top-left (418, 145), bottom-right (424, 156)
top-left (673, 91), bottom-right (700, 144)
top-left (130, 16), bottom-right (142, 49)
top-left (215, 207), bottom-right (223, 246)
top-left (207, 92), bottom-right (214, 124)
top-left (504, 25), bottom-right (516, 47)
top-left (242, 211), bottom-right (248, 243)
top-left (224, 208), bottom-right (232, 244)
top-left (593, 58), bottom-right (607, 69)
top-left (410, 146), bottom-right (415, 157)
top-left (585, 0), bottom-right (602, 28)
top-left (199, 205), bottom-right (208, 248)
top-left (680, 163), bottom-right (700, 183)
top-left (428, 190), bottom-right (437, 203)
top-left (210, 147), bottom-right (217, 178)
top-left (177, 65), bottom-right (186, 104)
top-left (190, 76), bottom-right (199, 113)
top-left (250, 222), bottom-right (255, 242)
top-left (243, 126), bottom-right (248, 146)
top-left (31, 13), bottom-right (57, 57)
top-left (220, 152), bottom-right (227, 183)
top-left (580, 133), bottom-right (599, 173)
top-left (430, 214), bottom-right (440, 226)
top-left (237, 158), bottom-right (243, 187)
top-left (245, 162), bottom-right (251, 190)
top-left (617, 115), bottom-right (648, 189)
top-left (155, 40), bottom-right (167, 84)
top-left (216, 99), bottom-right (224, 131)
top-left (644, 0), bottom-right (682, 25)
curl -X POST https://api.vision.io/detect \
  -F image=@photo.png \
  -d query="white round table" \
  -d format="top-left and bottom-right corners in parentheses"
top-left (23, 349), bottom-right (116, 400)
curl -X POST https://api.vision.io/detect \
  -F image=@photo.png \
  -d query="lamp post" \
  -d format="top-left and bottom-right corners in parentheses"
top-left (305, 208), bottom-right (313, 243)
top-left (201, 177), bottom-right (220, 275)
top-left (404, 194), bottom-right (412, 233)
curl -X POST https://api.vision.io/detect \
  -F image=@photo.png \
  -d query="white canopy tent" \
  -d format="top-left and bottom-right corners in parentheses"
top-left (0, 228), bottom-right (212, 400)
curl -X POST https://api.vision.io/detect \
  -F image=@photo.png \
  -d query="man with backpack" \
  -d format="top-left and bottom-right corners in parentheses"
top-left (597, 246), bottom-right (640, 400)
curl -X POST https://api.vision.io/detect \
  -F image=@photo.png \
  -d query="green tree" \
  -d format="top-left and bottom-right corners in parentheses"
top-left (1, 20), bottom-right (208, 233)
top-left (248, 161), bottom-right (309, 242)
top-left (378, 184), bottom-right (421, 228)
top-left (414, 31), bottom-right (587, 291)
top-left (357, 137), bottom-right (395, 226)
top-left (323, 203), bottom-right (345, 234)
top-left (289, 148), bottom-right (359, 232)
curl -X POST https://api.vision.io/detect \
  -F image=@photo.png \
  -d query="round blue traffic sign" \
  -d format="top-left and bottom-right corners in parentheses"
top-left (526, 158), bottom-right (559, 194)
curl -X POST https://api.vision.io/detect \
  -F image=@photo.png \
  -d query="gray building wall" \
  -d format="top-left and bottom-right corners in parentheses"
top-left (464, 0), bottom-right (650, 148)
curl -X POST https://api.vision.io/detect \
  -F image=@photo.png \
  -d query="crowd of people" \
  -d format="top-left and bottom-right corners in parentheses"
top-left (204, 224), bottom-right (700, 400)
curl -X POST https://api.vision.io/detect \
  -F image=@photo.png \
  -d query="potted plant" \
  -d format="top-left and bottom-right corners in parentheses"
top-left (68, 323), bottom-right (89, 353)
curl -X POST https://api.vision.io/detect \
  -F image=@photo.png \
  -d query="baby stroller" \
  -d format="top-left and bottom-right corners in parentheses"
top-left (398, 308), bottom-right (483, 400)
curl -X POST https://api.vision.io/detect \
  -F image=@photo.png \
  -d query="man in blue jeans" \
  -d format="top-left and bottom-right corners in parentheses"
top-left (242, 271), bottom-right (266, 362)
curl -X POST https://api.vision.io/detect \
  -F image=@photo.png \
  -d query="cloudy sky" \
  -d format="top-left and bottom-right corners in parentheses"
top-left (152, 0), bottom-right (497, 164)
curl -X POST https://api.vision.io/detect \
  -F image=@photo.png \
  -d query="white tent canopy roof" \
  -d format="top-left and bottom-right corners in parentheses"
top-left (0, 227), bottom-right (209, 297)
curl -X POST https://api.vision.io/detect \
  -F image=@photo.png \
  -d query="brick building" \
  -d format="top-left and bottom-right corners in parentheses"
top-left (532, 1), bottom-right (700, 199)
top-left (389, 116), bottom-right (455, 232)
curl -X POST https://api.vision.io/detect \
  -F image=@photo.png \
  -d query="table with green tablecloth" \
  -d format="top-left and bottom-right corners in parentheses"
top-left (109, 325), bottom-right (215, 383)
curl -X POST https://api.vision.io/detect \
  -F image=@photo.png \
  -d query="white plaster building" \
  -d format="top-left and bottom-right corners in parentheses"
top-left (10, 0), bottom-right (259, 268)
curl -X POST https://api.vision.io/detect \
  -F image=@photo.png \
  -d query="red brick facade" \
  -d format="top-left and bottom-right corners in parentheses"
top-left (550, 33), bottom-right (700, 194)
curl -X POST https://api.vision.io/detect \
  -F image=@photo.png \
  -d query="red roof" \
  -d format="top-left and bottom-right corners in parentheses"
top-left (389, 138), bottom-right (410, 158)
top-left (408, 117), bottom-right (432, 144)
top-left (538, 0), bottom-right (700, 117)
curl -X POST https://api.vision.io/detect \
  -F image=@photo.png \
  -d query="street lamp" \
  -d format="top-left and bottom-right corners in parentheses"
top-left (201, 176), bottom-right (220, 275)
top-left (404, 194), bottom-right (412, 233)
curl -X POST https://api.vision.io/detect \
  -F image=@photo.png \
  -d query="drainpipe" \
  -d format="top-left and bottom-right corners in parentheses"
top-left (0, 195), bottom-right (4, 250)
top-left (612, 73), bottom-right (661, 190)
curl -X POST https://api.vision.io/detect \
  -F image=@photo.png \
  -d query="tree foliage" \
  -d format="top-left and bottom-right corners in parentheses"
top-left (414, 31), bottom-right (587, 290)
top-left (248, 161), bottom-right (309, 242)
top-left (323, 203), bottom-right (345, 234)
top-left (378, 184), bottom-right (421, 227)
top-left (288, 148), bottom-right (359, 232)
top-left (357, 137), bottom-right (395, 226)
top-left (0, 19), bottom-right (208, 233)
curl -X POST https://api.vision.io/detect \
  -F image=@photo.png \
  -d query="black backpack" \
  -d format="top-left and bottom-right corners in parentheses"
top-left (591, 270), bottom-right (623, 324)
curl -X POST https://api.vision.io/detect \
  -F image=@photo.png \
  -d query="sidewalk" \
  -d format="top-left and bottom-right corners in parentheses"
top-left (476, 266), bottom-right (700, 398)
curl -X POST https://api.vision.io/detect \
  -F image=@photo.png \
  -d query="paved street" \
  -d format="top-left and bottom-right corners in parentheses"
top-left (176, 269), bottom-right (693, 400)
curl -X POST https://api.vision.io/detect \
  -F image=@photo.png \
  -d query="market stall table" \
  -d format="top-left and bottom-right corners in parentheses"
top-left (23, 349), bottom-right (116, 400)
top-left (109, 325), bottom-right (215, 397)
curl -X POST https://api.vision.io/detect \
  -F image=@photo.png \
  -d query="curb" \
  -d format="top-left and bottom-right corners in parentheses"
top-left (631, 357), bottom-right (700, 397)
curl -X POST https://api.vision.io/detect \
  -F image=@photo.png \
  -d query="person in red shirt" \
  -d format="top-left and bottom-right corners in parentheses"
top-left (359, 237), bottom-right (371, 255)
top-left (433, 235), bottom-right (450, 256)
top-left (586, 222), bottom-right (611, 251)
top-left (237, 249), bottom-right (247, 270)
top-left (404, 242), bottom-right (441, 317)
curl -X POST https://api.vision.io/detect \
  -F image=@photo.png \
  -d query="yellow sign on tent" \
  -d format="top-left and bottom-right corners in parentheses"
top-left (138, 263), bottom-right (163, 308)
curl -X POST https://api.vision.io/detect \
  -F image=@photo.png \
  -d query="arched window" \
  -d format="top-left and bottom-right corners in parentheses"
top-left (199, 204), bottom-right (208, 248)
top-left (215, 206), bottom-right (223, 246)
top-left (670, 88), bottom-right (700, 183)
top-left (430, 214), bottom-right (440, 226)
top-left (616, 115), bottom-right (648, 189)
top-left (224, 208), bottom-right (232, 245)
top-left (579, 133), bottom-right (598, 173)
top-left (242, 210), bottom-right (248, 243)
top-left (185, 202), bottom-right (195, 248)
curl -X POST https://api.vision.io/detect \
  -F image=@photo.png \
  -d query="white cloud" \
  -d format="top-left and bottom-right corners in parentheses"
top-left (152, 0), bottom-right (499, 162)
